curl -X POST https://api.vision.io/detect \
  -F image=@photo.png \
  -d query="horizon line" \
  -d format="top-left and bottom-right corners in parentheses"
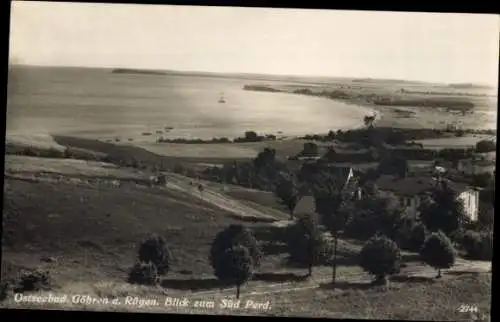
top-left (9, 63), bottom-right (497, 88)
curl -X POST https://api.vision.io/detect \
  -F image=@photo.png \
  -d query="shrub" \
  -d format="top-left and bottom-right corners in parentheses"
top-left (420, 231), bottom-right (456, 278)
top-left (217, 245), bottom-right (254, 299)
top-left (128, 261), bottom-right (160, 285)
top-left (285, 214), bottom-right (331, 276)
top-left (399, 221), bottom-right (429, 252)
top-left (358, 234), bottom-right (402, 285)
top-left (475, 140), bottom-right (496, 153)
top-left (210, 224), bottom-right (262, 280)
top-left (13, 268), bottom-right (52, 293)
top-left (460, 230), bottom-right (493, 261)
top-left (138, 236), bottom-right (172, 275)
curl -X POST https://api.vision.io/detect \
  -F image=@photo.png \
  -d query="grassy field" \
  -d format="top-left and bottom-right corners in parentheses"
top-left (135, 139), bottom-right (311, 161)
top-left (5, 133), bottom-right (67, 151)
top-left (4, 155), bottom-right (146, 180)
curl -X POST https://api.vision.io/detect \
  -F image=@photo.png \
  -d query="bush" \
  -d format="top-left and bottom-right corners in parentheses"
top-left (13, 268), bottom-right (52, 293)
top-left (138, 236), bottom-right (172, 275)
top-left (218, 245), bottom-right (254, 299)
top-left (210, 224), bottom-right (262, 280)
top-left (475, 140), bottom-right (496, 153)
top-left (420, 231), bottom-right (456, 277)
top-left (460, 230), bottom-right (493, 261)
top-left (358, 234), bottom-right (402, 285)
top-left (128, 261), bottom-right (160, 285)
top-left (398, 221), bottom-right (429, 252)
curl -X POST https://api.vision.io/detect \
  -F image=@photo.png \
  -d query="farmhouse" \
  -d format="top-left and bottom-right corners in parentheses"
top-left (373, 175), bottom-right (480, 222)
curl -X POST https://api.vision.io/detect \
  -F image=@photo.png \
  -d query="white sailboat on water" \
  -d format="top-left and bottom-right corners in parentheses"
top-left (218, 93), bottom-right (226, 103)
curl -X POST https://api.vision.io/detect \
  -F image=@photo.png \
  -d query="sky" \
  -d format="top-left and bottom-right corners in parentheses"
top-left (9, 1), bottom-right (500, 86)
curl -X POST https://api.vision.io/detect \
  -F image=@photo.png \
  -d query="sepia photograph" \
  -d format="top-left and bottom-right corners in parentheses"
top-left (2, 1), bottom-right (498, 320)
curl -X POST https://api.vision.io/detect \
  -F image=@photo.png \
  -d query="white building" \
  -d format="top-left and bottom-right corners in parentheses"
top-left (374, 175), bottom-right (480, 222)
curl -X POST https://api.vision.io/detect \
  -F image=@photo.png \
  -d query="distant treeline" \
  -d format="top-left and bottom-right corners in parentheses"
top-left (111, 68), bottom-right (167, 76)
top-left (243, 84), bottom-right (479, 111)
top-left (242, 85), bottom-right (281, 93)
top-left (298, 127), bottom-right (496, 144)
top-left (157, 131), bottom-right (278, 144)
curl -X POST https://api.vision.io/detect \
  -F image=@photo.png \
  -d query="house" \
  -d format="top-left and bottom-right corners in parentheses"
top-left (294, 164), bottom-right (361, 216)
top-left (457, 159), bottom-right (496, 176)
top-left (373, 174), bottom-right (480, 222)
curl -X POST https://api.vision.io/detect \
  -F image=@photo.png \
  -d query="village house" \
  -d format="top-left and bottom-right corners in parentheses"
top-left (457, 158), bottom-right (496, 176)
top-left (294, 164), bottom-right (362, 217)
top-left (373, 174), bottom-right (480, 222)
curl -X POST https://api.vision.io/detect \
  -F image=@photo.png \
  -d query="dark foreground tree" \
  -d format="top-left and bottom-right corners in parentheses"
top-left (274, 173), bottom-right (301, 219)
top-left (358, 234), bottom-right (402, 285)
top-left (138, 236), bottom-right (172, 275)
top-left (218, 245), bottom-right (254, 299)
top-left (286, 213), bottom-right (329, 277)
top-left (420, 231), bottom-right (456, 278)
top-left (210, 224), bottom-right (262, 280)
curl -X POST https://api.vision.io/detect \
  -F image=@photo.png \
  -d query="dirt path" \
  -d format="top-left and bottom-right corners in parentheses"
top-left (163, 258), bottom-right (491, 299)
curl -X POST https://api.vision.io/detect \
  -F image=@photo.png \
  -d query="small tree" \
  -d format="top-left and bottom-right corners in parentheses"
top-left (138, 236), bottom-right (172, 275)
top-left (358, 234), bottom-right (402, 285)
top-left (210, 224), bottom-right (262, 280)
top-left (363, 114), bottom-right (376, 128)
top-left (219, 245), bottom-right (254, 299)
top-left (420, 231), bottom-right (456, 278)
top-left (244, 131), bottom-right (259, 142)
top-left (286, 213), bottom-right (329, 277)
top-left (274, 173), bottom-right (301, 219)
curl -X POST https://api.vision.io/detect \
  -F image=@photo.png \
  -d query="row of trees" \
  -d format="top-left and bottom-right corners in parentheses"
top-left (289, 211), bottom-right (457, 285)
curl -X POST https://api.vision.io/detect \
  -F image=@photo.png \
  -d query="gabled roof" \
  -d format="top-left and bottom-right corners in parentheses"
top-left (321, 147), bottom-right (338, 161)
top-left (374, 175), bottom-right (472, 197)
top-left (294, 195), bottom-right (316, 216)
